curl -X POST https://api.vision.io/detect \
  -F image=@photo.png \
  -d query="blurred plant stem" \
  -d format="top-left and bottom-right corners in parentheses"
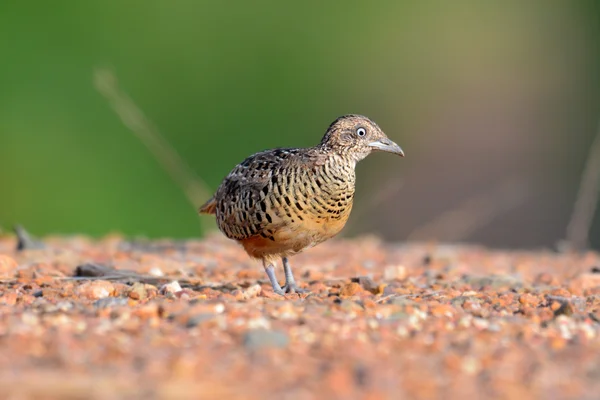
top-left (564, 119), bottom-right (600, 251)
top-left (93, 68), bottom-right (216, 234)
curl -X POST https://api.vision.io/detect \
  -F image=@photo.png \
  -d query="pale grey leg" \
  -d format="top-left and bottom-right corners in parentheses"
top-left (282, 257), bottom-right (308, 294)
top-left (263, 260), bottom-right (285, 296)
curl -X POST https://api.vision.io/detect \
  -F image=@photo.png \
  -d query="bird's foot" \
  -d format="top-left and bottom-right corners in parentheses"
top-left (270, 283), bottom-right (308, 296)
top-left (263, 260), bottom-right (309, 296)
top-left (281, 283), bottom-right (308, 294)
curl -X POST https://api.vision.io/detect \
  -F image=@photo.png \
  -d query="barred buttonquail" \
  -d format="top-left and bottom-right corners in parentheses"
top-left (199, 115), bottom-right (404, 295)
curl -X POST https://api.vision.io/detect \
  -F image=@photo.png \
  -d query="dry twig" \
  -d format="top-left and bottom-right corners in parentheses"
top-left (93, 68), bottom-right (215, 232)
top-left (564, 119), bottom-right (600, 251)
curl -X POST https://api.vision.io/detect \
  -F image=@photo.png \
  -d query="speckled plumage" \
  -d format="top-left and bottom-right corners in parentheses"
top-left (199, 115), bottom-right (404, 295)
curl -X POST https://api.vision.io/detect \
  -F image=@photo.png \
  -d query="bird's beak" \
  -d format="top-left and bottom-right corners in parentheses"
top-left (369, 138), bottom-right (405, 157)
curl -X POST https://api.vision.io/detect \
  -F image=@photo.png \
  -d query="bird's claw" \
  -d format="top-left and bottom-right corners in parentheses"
top-left (272, 284), bottom-right (308, 296)
top-left (281, 284), bottom-right (308, 295)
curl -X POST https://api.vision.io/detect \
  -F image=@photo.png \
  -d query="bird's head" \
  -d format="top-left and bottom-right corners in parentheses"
top-left (319, 114), bottom-right (404, 161)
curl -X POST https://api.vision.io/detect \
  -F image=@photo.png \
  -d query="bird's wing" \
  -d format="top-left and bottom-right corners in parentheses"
top-left (213, 149), bottom-right (299, 240)
top-left (199, 148), bottom-right (298, 216)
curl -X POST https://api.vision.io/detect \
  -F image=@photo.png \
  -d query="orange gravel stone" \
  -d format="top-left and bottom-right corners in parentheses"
top-left (430, 304), bottom-right (456, 317)
top-left (339, 282), bottom-right (361, 297)
top-left (518, 293), bottom-right (540, 307)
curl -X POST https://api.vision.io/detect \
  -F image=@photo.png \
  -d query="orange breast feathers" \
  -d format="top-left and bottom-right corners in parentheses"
top-left (238, 206), bottom-right (352, 261)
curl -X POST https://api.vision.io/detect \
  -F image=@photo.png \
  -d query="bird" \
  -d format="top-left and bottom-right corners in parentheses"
top-left (199, 114), bottom-right (404, 295)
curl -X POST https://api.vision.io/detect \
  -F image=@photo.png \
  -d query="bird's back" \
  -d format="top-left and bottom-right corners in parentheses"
top-left (200, 147), bottom-right (356, 260)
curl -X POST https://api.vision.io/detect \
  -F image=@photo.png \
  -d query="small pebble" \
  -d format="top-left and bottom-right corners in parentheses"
top-left (159, 281), bottom-right (182, 295)
top-left (76, 281), bottom-right (115, 300)
top-left (383, 265), bottom-right (407, 281)
top-left (94, 297), bottom-right (129, 309)
top-left (340, 282), bottom-right (361, 297)
top-left (243, 329), bottom-right (289, 350)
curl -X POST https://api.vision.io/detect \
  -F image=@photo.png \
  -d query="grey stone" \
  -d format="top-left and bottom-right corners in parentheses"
top-left (243, 329), bottom-right (289, 350)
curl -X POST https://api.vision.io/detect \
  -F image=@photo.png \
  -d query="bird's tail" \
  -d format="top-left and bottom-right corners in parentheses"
top-left (198, 197), bottom-right (217, 214)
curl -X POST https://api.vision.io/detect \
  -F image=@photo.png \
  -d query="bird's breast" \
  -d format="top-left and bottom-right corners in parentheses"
top-left (274, 159), bottom-right (356, 238)
top-left (220, 153), bottom-right (358, 259)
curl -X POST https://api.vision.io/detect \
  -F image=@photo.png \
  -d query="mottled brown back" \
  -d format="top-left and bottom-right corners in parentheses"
top-left (200, 146), bottom-right (357, 259)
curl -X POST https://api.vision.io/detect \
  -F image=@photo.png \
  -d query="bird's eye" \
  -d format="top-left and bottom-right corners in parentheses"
top-left (356, 127), bottom-right (366, 137)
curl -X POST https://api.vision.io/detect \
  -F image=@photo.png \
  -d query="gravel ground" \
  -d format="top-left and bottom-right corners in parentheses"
top-left (0, 232), bottom-right (599, 400)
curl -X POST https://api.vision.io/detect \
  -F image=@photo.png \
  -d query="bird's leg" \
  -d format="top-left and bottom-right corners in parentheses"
top-left (263, 260), bottom-right (286, 296)
top-left (281, 257), bottom-right (308, 294)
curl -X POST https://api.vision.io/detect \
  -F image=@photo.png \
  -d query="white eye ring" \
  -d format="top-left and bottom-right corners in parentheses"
top-left (356, 127), bottom-right (366, 137)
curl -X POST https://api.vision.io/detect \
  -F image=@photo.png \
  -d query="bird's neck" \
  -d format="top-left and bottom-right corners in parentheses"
top-left (318, 152), bottom-right (356, 193)
top-left (324, 153), bottom-right (356, 171)
top-left (314, 144), bottom-right (361, 168)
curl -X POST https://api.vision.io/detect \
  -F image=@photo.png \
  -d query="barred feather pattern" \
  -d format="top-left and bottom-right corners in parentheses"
top-left (203, 147), bottom-right (354, 259)
top-left (198, 114), bottom-right (401, 262)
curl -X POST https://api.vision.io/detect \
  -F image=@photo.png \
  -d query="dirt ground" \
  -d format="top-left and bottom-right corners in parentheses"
top-left (0, 232), bottom-right (599, 400)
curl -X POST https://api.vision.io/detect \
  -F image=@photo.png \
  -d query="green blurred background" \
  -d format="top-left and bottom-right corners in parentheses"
top-left (1, 1), bottom-right (600, 249)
